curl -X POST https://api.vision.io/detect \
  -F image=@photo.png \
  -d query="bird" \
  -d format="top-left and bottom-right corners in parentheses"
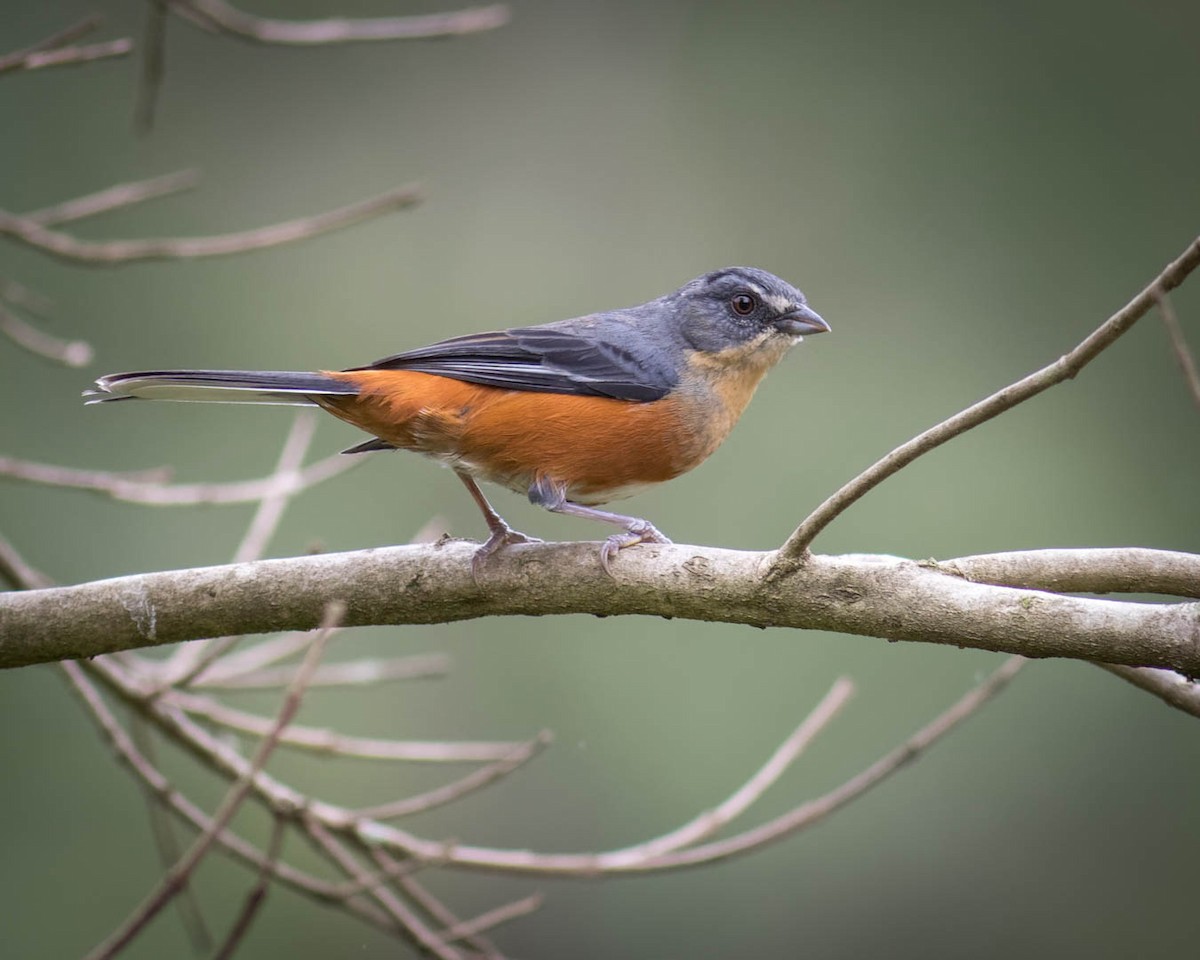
top-left (86, 267), bottom-right (829, 576)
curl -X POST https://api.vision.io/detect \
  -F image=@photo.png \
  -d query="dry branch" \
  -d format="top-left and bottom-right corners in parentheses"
top-left (3, 542), bottom-right (1196, 673)
top-left (0, 184), bottom-right (421, 265)
top-left (173, 0), bottom-right (511, 45)
top-left (775, 234), bottom-right (1200, 564)
top-left (0, 16), bottom-right (132, 75)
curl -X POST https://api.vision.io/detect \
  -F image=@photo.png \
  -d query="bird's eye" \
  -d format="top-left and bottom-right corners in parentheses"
top-left (730, 293), bottom-right (758, 316)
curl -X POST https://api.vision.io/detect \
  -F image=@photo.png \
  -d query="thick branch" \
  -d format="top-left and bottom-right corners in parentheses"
top-left (2, 543), bottom-right (1196, 674)
top-left (941, 548), bottom-right (1200, 598)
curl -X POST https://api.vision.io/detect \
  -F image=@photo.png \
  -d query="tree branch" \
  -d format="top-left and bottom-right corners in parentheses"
top-left (2, 543), bottom-right (1196, 674)
top-left (775, 234), bottom-right (1200, 565)
top-left (0, 184), bottom-right (421, 265)
top-left (0, 16), bottom-right (132, 75)
top-left (172, 1), bottom-right (511, 45)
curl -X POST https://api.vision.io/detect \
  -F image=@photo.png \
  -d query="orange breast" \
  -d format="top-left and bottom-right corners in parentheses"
top-left (315, 369), bottom-right (730, 504)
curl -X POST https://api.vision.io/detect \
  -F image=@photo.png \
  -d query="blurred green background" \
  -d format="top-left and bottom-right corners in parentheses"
top-left (2, 1), bottom-right (1198, 957)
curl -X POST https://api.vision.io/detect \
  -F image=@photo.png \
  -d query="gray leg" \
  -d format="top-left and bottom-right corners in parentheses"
top-left (528, 477), bottom-right (671, 576)
top-left (455, 470), bottom-right (541, 580)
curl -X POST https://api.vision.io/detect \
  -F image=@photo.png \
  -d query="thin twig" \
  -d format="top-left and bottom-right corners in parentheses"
top-left (368, 855), bottom-right (505, 959)
top-left (440, 893), bottom-right (543, 946)
top-left (0, 531), bottom-right (52, 589)
top-left (173, 0), bottom-right (510, 45)
top-left (304, 817), bottom-right (464, 960)
top-left (0, 15), bottom-right (103, 65)
top-left (601, 678), bottom-right (854, 866)
top-left (0, 184), bottom-right (421, 265)
top-left (634, 656), bottom-right (1028, 871)
top-left (194, 653), bottom-right (450, 690)
top-left (84, 604), bottom-right (339, 960)
top-left (774, 235), bottom-right (1200, 565)
top-left (182, 629), bottom-right (328, 684)
top-left (24, 170), bottom-right (201, 226)
top-left (155, 411), bottom-right (328, 687)
top-left (353, 731), bottom-right (552, 821)
top-left (1157, 291), bottom-right (1200, 410)
top-left (135, 3), bottom-right (169, 133)
top-left (233, 410), bottom-right (319, 564)
top-left (211, 814), bottom-right (286, 960)
top-left (59, 660), bottom-right (399, 935)
top-left (169, 689), bottom-right (539, 762)
top-left (1097, 663), bottom-right (1200, 719)
top-left (0, 17), bottom-right (131, 75)
top-left (0, 39), bottom-right (133, 73)
top-left (90, 648), bottom-right (1023, 879)
top-left (0, 302), bottom-right (92, 366)
top-left (0, 278), bottom-right (54, 314)
top-left (129, 719), bottom-right (213, 952)
top-left (0, 450), bottom-right (357, 504)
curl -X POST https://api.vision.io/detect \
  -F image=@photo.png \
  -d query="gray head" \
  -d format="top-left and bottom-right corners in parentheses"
top-left (664, 266), bottom-right (829, 354)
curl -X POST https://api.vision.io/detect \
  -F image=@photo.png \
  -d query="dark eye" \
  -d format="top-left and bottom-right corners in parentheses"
top-left (730, 293), bottom-right (758, 316)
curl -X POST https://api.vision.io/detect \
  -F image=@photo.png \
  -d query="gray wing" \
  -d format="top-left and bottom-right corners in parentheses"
top-left (348, 322), bottom-right (677, 402)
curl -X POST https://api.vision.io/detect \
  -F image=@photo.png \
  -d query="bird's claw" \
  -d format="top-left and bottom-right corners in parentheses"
top-left (471, 524), bottom-right (542, 583)
top-left (599, 522), bottom-right (672, 578)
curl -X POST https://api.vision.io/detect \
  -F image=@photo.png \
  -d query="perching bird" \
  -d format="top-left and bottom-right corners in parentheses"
top-left (86, 267), bottom-right (828, 574)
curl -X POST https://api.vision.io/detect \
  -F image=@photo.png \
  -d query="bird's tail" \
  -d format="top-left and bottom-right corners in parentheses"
top-left (84, 370), bottom-right (359, 406)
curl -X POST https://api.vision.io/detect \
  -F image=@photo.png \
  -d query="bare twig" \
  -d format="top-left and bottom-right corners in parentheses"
top-left (211, 814), bottom-right (286, 960)
top-left (0, 14), bottom-right (103, 63)
top-left (172, 0), bottom-right (510, 45)
top-left (136, 3), bottom-right (169, 133)
top-left (367, 855), bottom-right (507, 959)
top-left (154, 410), bottom-right (337, 688)
top-left (182, 628), bottom-right (329, 684)
top-left (1157, 291), bottom-right (1200, 410)
top-left (0, 531), bottom-right (52, 589)
top-left (128, 719), bottom-right (213, 952)
top-left (59, 661), bottom-right (399, 935)
top-left (169, 689), bottom-right (539, 762)
top-left (633, 656), bottom-right (1027, 871)
top-left (194, 652), bottom-right (450, 690)
top-left (24, 170), bottom-right (201, 226)
top-left (1097, 663), bottom-right (1200, 719)
top-left (0, 278), bottom-right (54, 315)
top-left (84, 604), bottom-right (339, 960)
top-left (233, 410), bottom-right (320, 564)
top-left (353, 731), bottom-right (552, 821)
top-left (0, 184), bottom-right (421, 265)
top-left (0, 302), bottom-right (92, 366)
top-left (440, 893), bottom-right (543, 946)
top-left (88, 646), bottom-right (1025, 878)
top-left (601, 678), bottom-right (854, 865)
top-left (0, 450), bottom-right (357, 504)
top-left (304, 817), bottom-right (464, 960)
top-left (0, 39), bottom-right (133, 74)
top-left (0, 17), bottom-right (131, 75)
top-left (774, 235), bottom-right (1200, 565)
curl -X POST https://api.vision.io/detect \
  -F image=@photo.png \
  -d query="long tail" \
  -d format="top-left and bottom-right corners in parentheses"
top-left (84, 370), bottom-right (360, 406)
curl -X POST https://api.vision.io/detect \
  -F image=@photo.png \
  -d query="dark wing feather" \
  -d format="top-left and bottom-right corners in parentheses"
top-left (347, 325), bottom-right (674, 402)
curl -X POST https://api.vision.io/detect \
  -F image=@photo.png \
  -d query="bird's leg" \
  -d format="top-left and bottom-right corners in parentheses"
top-left (528, 477), bottom-right (671, 577)
top-left (455, 470), bottom-right (541, 579)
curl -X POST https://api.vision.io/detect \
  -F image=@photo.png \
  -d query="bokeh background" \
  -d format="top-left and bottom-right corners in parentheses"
top-left (2, 1), bottom-right (1198, 957)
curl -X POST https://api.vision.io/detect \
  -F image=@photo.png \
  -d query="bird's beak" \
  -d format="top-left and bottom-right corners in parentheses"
top-left (774, 304), bottom-right (830, 337)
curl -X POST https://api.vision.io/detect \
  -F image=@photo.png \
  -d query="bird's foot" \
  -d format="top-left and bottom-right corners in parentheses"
top-left (471, 523), bottom-right (543, 583)
top-left (599, 521), bottom-right (672, 578)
